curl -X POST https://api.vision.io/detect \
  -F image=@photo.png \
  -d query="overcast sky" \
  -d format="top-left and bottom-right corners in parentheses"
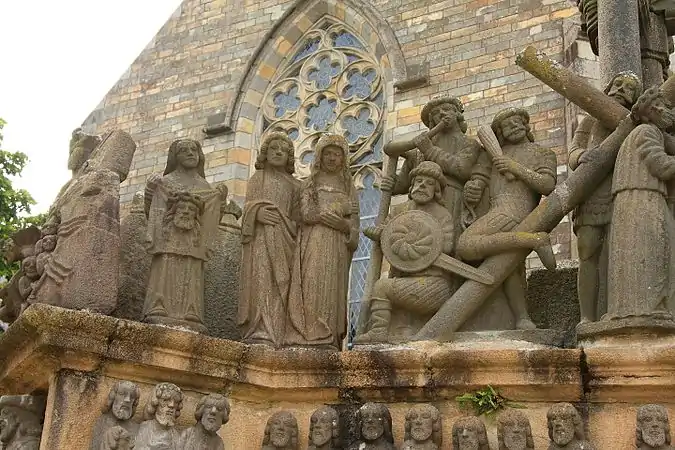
top-left (0, 0), bottom-right (183, 214)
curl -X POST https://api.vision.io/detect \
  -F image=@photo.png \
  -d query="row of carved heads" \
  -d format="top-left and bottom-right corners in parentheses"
top-left (90, 381), bottom-right (229, 450)
top-left (0, 394), bottom-right (46, 450)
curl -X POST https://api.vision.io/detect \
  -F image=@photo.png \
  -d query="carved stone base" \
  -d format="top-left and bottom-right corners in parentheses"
top-left (143, 315), bottom-right (207, 333)
top-left (576, 316), bottom-right (675, 347)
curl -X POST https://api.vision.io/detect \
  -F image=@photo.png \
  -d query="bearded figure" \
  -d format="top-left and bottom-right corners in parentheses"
top-left (0, 395), bottom-right (46, 450)
top-left (90, 381), bottom-right (141, 450)
top-left (349, 403), bottom-right (395, 450)
top-left (497, 410), bottom-right (534, 450)
top-left (179, 394), bottom-right (229, 450)
top-left (308, 406), bottom-right (340, 450)
top-left (547, 403), bottom-right (595, 450)
top-left (636, 404), bottom-right (674, 449)
top-left (401, 404), bottom-right (442, 450)
top-left (134, 383), bottom-right (183, 450)
top-left (262, 411), bottom-right (298, 450)
top-left (452, 416), bottom-right (489, 450)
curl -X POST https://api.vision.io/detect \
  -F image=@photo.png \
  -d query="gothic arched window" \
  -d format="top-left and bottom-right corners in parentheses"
top-left (260, 19), bottom-right (384, 344)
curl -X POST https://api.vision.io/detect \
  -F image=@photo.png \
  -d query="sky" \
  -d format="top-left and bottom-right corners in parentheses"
top-left (0, 0), bottom-right (184, 214)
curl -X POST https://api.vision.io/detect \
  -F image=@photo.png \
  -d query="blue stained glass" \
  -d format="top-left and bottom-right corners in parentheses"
top-left (346, 54), bottom-right (359, 64)
top-left (307, 56), bottom-right (342, 90)
top-left (273, 85), bottom-right (301, 117)
top-left (332, 31), bottom-right (364, 49)
top-left (292, 37), bottom-right (321, 62)
top-left (301, 151), bottom-right (315, 164)
top-left (287, 128), bottom-right (299, 140)
top-left (343, 108), bottom-right (376, 144)
top-left (342, 69), bottom-right (376, 99)
top-left (305, 96), bottom-right (337, 131)
top-left (353, 134), bottom-right (383, 165)
top-left (372, 90), bottom-right (384, 109)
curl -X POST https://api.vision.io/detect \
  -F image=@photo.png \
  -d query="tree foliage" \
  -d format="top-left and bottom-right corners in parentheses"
top-left (0, 118), bottom-right (45, 281)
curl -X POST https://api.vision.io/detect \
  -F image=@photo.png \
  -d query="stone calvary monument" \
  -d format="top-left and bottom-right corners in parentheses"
top-left (6, 0), bottom-right (675, 448)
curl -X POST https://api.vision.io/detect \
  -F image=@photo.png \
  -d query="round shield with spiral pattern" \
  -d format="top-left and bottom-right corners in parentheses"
top-left (380, 210), bottom-right (443, 273)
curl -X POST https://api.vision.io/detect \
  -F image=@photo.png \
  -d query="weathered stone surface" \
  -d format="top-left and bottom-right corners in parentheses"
top-left (0, 394), bottom-right (45, 450)
top-left (135, 382), bottom-right (183, 450)
top-left (349, 403), bottom-right (394, 450)
top-left (262, 411), bottom-right (298, 449)
top-left (451, 416), bottom-right (489, 450)
top-left (636, 404), bottom-right (674, 449)
top-left (497, 409), bottom-right (534, 450)
top-left (308, 406), bottom-right (340, 450)
top-left (0, 227), bottom-right (41, 324)
top-left (546, 403), bottom-right (596, 450)
top-left (179, 393), bottom-right (229, 450)
top-left (89, 381), bottom-right (140, 450)
top-left (401, 404), bottom-right (442, 450)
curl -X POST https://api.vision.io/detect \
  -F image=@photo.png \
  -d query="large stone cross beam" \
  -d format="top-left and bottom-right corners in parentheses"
top-left (413, 46), bottom-right (675, 341)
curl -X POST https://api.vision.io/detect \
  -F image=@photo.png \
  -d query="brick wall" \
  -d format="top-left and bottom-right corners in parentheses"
top-left (84, 0), bottom-right (581, 262)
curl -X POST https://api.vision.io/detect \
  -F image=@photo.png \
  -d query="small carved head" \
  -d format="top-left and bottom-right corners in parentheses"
top-left (104, 381), bottom-right (141, 421)
top-left (604, 71), bottom-right (642, 108)
top-left (636, 404), bottom-right (672, 448)
top-left (421, 96), bottom-right (468, 133)
top-left (547, 403), bottom-right (584, 447)
top-left (165, 139), bottom-right (206, 178)
top-left (68, 127), bottom-right (101, 172)
top-left (497, 410), bottom-right (534, 450)
top-left (257, 132), bottom-right (295, 174)
top-left (355, 402), bottom-right (394, 444)
top-left (314, 134), bottom-right (350, 176)
top-left (0, 395), bottom-right (45, 444)
top-left (144, 383), bottom-right (182, 427)
top-left (41, 235), bottom-right (58, 253)
top-left (308, 406), bottom-right (339, 449)
top-left (409, 161), bottom-right (446, 206)
top-left (404, 404), bottom-right (442, 447)
top-left (21, 256), bottom-right (38, 279)
top-left (195, 393), bottom-right (230, 434)
top-left (631, 86), bottom-right (675, 130)
top-left (165, 192), bottom-right (205, 232)
top-left (263, 411), bottom-right (298, 449)
top-left (452, 416), bottom-right (490, 450)
top-left (491, 108), bottom-right (535, 146)
top-left (101, 426), bottom-right (135, 450)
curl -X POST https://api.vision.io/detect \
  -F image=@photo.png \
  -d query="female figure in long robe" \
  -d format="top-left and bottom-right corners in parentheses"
top-left (285, 134), bottom-right (359, 350)
top-left (238, 133), bottom-right (299, 347)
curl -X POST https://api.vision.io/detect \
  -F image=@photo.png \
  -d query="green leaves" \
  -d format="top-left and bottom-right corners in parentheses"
top-left (455, 385), bottom-right (524, 417)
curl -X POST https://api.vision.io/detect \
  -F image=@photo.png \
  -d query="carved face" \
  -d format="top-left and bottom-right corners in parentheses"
top-left (639, 413), bottom-right (668, 448)
top-left (42, 235), bottom-right (57, 252)
top-left (502, 420), bottom-right (527, 450)
top-left (646, 96), bottom-right (675, 131)
top-left (408, 408), bottom-right (434, 442)
top-left (499, 114), bottom-right (528, 144)
top-left (550, 415), bottom-right (575, 446)
top-left (116, 434), bottom-right (134, 450)
top-left (112, 386), bottom-right (137, 421)
top-left (173, 201), bottom-right (200, 231)
top-left (361, 409), bottom-right (385, 441)
top-left (268, 416), bottom-right (293, 448)
top-left (67, 143), bottom-right (92, 172)
top-left (176, 141), bottom-right (201, 169)
top-left (430, 103), bottom-right (459, 129)
top-left (457, 426), bottom-right (480, 450)
top-left (607, 77), bottom-right (638, 107)
top-left (22, 256), bottom-right (38, 278)
top-left (411, 174), bottom-right (437, 205)
top-left (155, 395), bottom-right (178, 427)
top-left (267, 139), bottom-right (290, 168)
top-left (320, 146), bottom-right (344, 173)
top-left (0, 408), bottom-right (18, 443)
top-left (310, 413), bottom-right (333, 446)
top-left (200, 398), bottom-right (227, 433)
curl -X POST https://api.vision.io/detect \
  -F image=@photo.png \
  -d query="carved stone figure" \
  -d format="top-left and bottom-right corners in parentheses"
top-left (135, 383), bottom-right (182, 450)
top-left (349, 403), bottom-right (394, 450)
top-left (143, 139), bottom-right (224, 333)
top-left (99, 426), bottom-right (134, 450)
top-left (0, 395), bottom-right (46, 450)
top-left (239, 132), bottom-right (299, 347)
top-left (456, 107), bottom-right (557, 330)
top-left (497, 410), bottom-right (534, 450)
top-left (605, 86), bottom-right (675, 322)
top-left (0, 227), bottom-right (40, 323)
top-left (179, 394), bottom-right (229, 450)
top-left (262, 411), bottom-right (298, 450)
top-left (451, 416), bottom-right (489, 450)
top-left (285, 134), bottom-right (359, 350)
top-left (90, 381), bottom-right (141, 450)
top-left (27, 128), bottom-right (136, 314)
top-left (547, 403), bottom-right (595, 450)
top-left (568, 72), bottom-right (642, 324)
top-left (308, 406), bottom-right (340, 450)
top-left (401, 404), bottom-right (442, 450)
top-left (636, 404), bottom-right (674, 449)
top-left (355, 161), bottom-right (493, 344)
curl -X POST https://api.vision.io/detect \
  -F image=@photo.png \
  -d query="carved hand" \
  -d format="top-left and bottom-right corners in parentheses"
top-left (380, 175), bottom-right (397, 192)
top-left (257, 205), bottom-right (281, 225)
top-left (363, 225), bottom-right (383, 242)
top-left (350, 200), bottom-right (359, 215)
top-left (493, 156), bottom-right (522, 178)
top-left (320, 211), bottom-right (350, 233)
top-left (463, 179), bottom-right (484, 205)
top-left (216, 182), bottom-right (229, 201)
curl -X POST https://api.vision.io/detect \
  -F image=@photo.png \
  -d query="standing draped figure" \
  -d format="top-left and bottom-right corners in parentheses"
top-left (285, 134), bottom-right (359, 350)
top-left (144, 139), bottom-right (223, 333)
top-left (238, 133), bottom-right (299, 347)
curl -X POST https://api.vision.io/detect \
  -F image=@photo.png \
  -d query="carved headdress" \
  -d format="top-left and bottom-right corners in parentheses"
top-left (603, 71), bottom-right (643, 103)
top-left (409, 161), bottom-right (447, 188)
top-left (421, 96), bottom-right (465, 129)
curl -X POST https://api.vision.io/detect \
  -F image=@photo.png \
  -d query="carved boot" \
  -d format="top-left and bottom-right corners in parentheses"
top-left (354, 299), bottom-right (391, 344)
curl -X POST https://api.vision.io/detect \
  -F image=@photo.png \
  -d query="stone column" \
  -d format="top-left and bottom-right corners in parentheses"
top-left (598, 0), bottom-right (641, 85)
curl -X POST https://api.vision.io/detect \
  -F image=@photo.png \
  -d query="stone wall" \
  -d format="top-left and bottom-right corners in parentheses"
top-left (83, 0), bottom-right (580, 262)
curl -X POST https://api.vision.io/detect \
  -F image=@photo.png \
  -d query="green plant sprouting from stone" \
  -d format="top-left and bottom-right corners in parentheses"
top-left (456, 385), bottom-right (524, 417)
